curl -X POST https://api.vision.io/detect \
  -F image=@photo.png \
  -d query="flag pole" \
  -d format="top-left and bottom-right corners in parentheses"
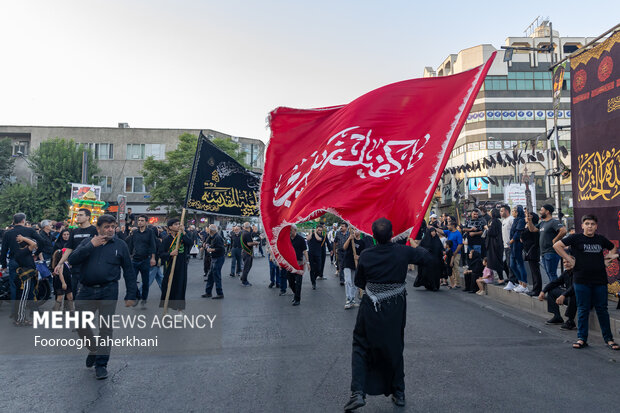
top-left (163, 207), bottom-right (186, 315)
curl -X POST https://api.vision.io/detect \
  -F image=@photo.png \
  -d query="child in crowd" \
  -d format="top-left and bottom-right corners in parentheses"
top-left (476, 257), bottom-right (494, 295)
top-left (51, 248), bottom-right (74, 312)
top-left (14, 234), bottom-right (38, 326)
top-left (441, 240), bottom-right (453, 287)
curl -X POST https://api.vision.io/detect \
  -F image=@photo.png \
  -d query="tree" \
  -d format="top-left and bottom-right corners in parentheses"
top-left (29, 138), bottom-right (99, 221)
top-left (0, 184), bottom-right (44, 226)
top-left (142, 133), bottom-right (247, 214)
top-left (0, 138), bottom-right (15, 189)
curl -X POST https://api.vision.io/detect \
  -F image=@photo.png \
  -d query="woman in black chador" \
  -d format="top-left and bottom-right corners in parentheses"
top-left (414, 227), bottom-right (443, 291)
top-left (344, 218), bottom-right (433, 411)
top-left (485, 208), bottom-right (504, 280)
top-left (159, 218), bottom-right (193, 312)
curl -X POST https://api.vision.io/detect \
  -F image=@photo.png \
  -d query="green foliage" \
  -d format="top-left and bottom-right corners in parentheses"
top-left (142, 133), bottom-right (248, 214)
top-left (0, 138), bottom-right (15, 188)
top-left (29, 138), bottom-right (100, 222)
top-left (211, 137), bottom-right (248, 167)
top-left (0, 184), bottom-right (43, 226)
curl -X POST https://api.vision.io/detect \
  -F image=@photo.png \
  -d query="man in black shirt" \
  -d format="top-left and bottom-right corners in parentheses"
top-left (54, 208), bottom-right (99, 295)
top-left (127, 215), bottom-right (156, 308)
top-left (202, 224), bottom-right (226, 299)
top-left (282, 225), bottom-right (309, 306)
top-left (462, 209), bottom-right (484, 256)
top-left (68, 214), bottom-right (137, 380)
top-left (240, 222), bottom-right (258, 286)
top-left (522, 212), bottom-right (543, 296)
top-left (538, 264), bottom-right (576, 330)
top-left (306, 225), bottom-right (326, 289)
top-left (37, 219), bottom-right (55, 261)
top-left (554, 214), bottom-right (618, 350)
top-left (0, 213), bottom-right (43, 317)
top-left (228, 225), bottom-right (242, 277)
top-left (343, 229), bottom-right (365, 309)
top-left (13, 234), bottom-right (38, 326)
top-left (334, 223), bottom-right (350, 285)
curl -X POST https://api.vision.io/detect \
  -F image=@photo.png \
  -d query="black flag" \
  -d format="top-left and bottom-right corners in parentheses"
top-left (184, 131), bottom-right (260, 216)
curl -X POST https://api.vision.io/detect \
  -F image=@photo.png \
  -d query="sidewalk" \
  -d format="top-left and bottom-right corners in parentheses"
top-left (481, 281), bottom-right (620, 333)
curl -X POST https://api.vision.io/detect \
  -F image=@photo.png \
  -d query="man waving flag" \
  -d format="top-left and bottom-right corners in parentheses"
top-left (261, 52), bottom-right (496, 272)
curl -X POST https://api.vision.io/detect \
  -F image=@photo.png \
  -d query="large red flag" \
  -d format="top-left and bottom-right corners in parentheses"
top-left (262, 53), bottom-right (496, 273)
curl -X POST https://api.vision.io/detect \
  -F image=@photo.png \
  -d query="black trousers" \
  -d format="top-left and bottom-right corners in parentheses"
top-left (503, 248), bottom-right (518, 284)
top-left (308, 254), bottom-right (321, 285)
top-left (319, 249), bottom-right (326, 278)
top-left (203, 253), bottom-right (212, 277)
top-left (240, 252), bottom-right (253, 283)
top-left (464, 271), bottom-right (479, 292)
top-left (286, 272), bottom-right (302, 302)
top-left (547, 287), bottom-right (577, 321)
top-left (527, 260), bottom-right (542, 294)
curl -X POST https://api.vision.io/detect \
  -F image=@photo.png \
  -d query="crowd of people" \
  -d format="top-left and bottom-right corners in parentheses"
top-left (1, 204), bottom-right (619, 388)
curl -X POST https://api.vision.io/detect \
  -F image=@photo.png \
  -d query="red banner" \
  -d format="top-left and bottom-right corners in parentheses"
top-left (262, 53), bottom-right (496, 272)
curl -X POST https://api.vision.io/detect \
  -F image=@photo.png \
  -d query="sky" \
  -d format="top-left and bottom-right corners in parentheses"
top-left (1, 0), bottom-right (618, 142)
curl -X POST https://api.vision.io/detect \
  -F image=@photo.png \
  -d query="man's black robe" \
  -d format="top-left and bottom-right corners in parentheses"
top-left (351, 242), bottom-right (432, 397)
top-left (159, 233), bottom-right (193, 311)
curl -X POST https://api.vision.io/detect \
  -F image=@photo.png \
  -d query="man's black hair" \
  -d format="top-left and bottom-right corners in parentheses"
top-left (542, 203), bottom-right (555, 214)
top-left (167, 218), bottom-right (180, 227)
top-left (340, 222), bottom-right (349, 228)
top-left (138, 214), bottom-right (148, 221)
top-left (96, 214), bottom-right (116, 227)
top-left (13, 213), bottom-right (26, 225)
top-left (371, 218), bottom-right (392, 244)
top-left (78, 208), bottom-right (92, 217)
top-left (581, 214), bottom-right (597, 223)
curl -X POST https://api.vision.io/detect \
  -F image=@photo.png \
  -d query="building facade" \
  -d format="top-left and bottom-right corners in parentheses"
top-left (0, 124), bottom-right (265, 218)
top-left (424, 21), bottom-right (596, 216)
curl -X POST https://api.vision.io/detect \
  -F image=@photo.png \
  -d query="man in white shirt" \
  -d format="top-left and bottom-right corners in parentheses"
top-left (500, 204), bottom-right (517, 289)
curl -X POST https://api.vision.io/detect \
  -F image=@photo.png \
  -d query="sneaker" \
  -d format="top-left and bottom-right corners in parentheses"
top-left (279, 291), bottom-right (287, 296)
top-left (312, 283), bottom-right (316, 290)
top-left (229, 273), bottom-right (235, 278)
top-left (201, 293), bottom-right (212, 298)
top-left (340, 282), bottom-right (345, 286)
top-left (513, 285), bottom-right (525, 293)
top-left (503, 281), bottom-right (516, 291)
top-left (140, 300), bottom-right (147, 309)
top-left (85, 353), bottom-right (96, 368)
top-left (520, 287), bottom-right (530, 295)
top-left (345, 300), bottom-right (353, 309)
top-left (344, 391), bottom-right (366, 411)
top-left (545, 316), bottom-right (564, 325)
top-left (560, 320), bottom-right (576, 330)
top-left (95, 366), bottom-right (108, 380)
top-left (268, 283), bottom-right (274, 288)
top-left (476, 290), bottom-right (485, 295)
top-left (292, 301), bottom-right (300, 306)
top-left (212, 295), bottom-right (224, 300)
top-left (242, 282), bottom-right (253, 287)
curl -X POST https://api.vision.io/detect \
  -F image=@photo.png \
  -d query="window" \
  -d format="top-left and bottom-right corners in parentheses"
top-left (145, 144), bottom-right (165, 160)
top-left (127, 144), bottom-right (145, 160)
top-left (12, 141), bottom-right (29, 156)
top-left (80, 143), bottom-right (114, 160)
top-left (485, 76), bottom-right (507, 90)
top-left (93, 176), bottom-right (113, 193)
top-left (125, 177), bottom-right (146, 193)
top-left (126, 144), bottom-right (165, 160)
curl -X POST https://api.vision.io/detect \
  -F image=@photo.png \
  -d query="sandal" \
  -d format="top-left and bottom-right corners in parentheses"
top-left (572, 339), bottom-right (588, 349)
top-left (607, 341), bottom-right (620, 351)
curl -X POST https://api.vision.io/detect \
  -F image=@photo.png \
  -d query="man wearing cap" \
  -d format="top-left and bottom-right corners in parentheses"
top-left (526, 204), bottom-right (566, 281)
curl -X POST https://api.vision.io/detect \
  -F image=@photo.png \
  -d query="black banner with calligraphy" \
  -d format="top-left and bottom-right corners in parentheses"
top-left (570, 30), bottom-right (620, 295)
top-left (184, 132), bottom-right (260, 217)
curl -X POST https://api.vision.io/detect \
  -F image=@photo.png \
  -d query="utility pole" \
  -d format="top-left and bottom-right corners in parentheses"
top-left (81, 150), bottom-right (88, 184)
top-left (550, 21), bottom-right (563, 220)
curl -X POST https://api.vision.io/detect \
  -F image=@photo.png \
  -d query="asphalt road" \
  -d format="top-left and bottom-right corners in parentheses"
top-left (0, 255), bottom-right (619, 413)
